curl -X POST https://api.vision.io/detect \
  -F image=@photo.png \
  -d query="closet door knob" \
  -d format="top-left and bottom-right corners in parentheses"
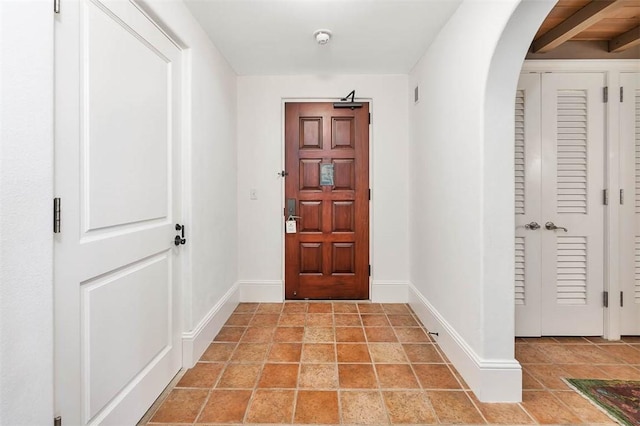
top-left (545, 222), bottom-right (568, 232)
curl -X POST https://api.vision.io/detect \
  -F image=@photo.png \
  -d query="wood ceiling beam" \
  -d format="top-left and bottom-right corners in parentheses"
top-left (532, 0), bottom-right (627, 53)
top-left (608, 25), bottom-right (640, 52)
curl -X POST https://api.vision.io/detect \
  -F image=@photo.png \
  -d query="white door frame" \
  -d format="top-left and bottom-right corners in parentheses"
top-left (521, 59), bottom-right (640, 340)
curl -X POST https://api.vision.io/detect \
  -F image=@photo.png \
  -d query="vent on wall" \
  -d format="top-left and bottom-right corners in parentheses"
top-left (414, 86), bottom-right (419, 104)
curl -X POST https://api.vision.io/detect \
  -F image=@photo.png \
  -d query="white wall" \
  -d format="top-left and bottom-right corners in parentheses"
top-left (237, 75), bottom-right (409, 301)
top-left (408, 0), bottom-right (554, 402)
top-left (0, 1), bottom-right (54, 424)
top-left (132, 1), bottom-right (239, 361)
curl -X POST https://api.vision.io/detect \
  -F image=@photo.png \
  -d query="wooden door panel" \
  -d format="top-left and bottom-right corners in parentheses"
top-left (332, 243), bottom-right (356, 273)
top-left (332, 117), bottom-right (355, 148)
top-left (299, 201), bottom-right (322, 232)
top-left (285, 102), bottom-right (369, 300)
top-left (333, 160), bottom-right (356, 190)
top-left (300, 160), bottom-right (322, 190)
top-left (332, 201), bottom-right (355, 232)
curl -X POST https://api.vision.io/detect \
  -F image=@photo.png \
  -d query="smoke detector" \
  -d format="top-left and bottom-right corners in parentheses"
top-left (313, 29), bottom-right (332, 45)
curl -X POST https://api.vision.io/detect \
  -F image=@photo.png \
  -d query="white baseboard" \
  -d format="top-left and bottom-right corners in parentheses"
top-left (182, 282), bottom-right (240, 368)
top-left (408, 282), bottom-right (522, 402)
top-left (239, 280), bottom-right (283, 302)
top-left (370, 281), bottom-right (409, 303)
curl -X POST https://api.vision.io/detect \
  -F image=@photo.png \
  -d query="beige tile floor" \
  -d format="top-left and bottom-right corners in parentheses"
top-left (140, 302), bottom-right (640, 425)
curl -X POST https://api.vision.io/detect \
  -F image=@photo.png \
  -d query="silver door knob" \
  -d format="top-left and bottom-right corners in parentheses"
top-left (524, 222), bottom-right (540, 230)
top-left (545, 221), bottom-right (568, 232)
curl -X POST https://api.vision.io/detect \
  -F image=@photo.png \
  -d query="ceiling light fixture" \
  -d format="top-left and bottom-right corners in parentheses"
top-left (313, 29), bottom-right (332, 45)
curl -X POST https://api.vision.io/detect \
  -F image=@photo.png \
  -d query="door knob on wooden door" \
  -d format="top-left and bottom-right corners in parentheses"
top-left (545, 222), bottom-right (568, 232)
top-left (525, 221), bottom-right (541, 230)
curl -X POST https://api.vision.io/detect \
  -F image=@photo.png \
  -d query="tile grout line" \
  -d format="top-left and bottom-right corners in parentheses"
top-left (386, 309), bottom-right (443, 424)
top-left (240, 302), bottom-right (271, 424)
top-left (356, 302), bottom-right (388, 425)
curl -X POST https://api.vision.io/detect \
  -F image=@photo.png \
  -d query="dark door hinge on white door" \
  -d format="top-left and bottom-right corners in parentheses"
top-left (54, 0), bottom-right (60, 13)
top-left (54, 416), bottom-right (61, 426)
top-left (620, 189), bottom-right (624, 205)
top-left (368, 265), bottom-right (371, 276)
top-left (368, 189), bottom-right (371, 201)
top-left (603, 86), bottom-right (608, 103)
top-left (620, 87), bottom-right (624, 102)
top-left (620, 291), bottom-right (624, 307)
top-left (603, 189), bottom-right (609, 205)
top-left (603, 291), bottom-right (609, 308)
top-left (368, 113), bottom-right (371, 124)
top-left (53, 198), bottom-right (61, 233)
top-left (174, 224), bottom-right (186, 246)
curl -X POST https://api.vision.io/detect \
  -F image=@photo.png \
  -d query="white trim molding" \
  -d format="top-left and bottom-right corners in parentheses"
top-left (182, 282), bottom-right (239, 368)
top-left (408, 283), bottom-right (522, 402)
top-left (239, 280), bottom-right (283, 302)
top-left (371, 280), bottom-right (409, 303)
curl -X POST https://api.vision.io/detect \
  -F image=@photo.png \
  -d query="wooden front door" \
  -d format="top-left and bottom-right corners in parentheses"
top-left (284, 102), bottom-right (370, 299)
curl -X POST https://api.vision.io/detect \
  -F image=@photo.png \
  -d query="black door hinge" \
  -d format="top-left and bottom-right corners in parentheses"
top-left (174, 224), bottom-right (186, 246)
top-left (53, 198), bottom-right (61, 234)
top-left (54, 416), bottom-right (61, 426)
top-left (368, 189), bottom-right (371, 201)
top-left (603, 291), bottom-right (609, 308)
top-left (620, 291), bottom-right (624, 307)
top-left (620, 87), bottom-right (624, 102)
top-left (603, 86), bottom-right (608, 103)
top-left (603, 189), bottom-right (609, 205)
top-left (54, 0), bottom-right (60, 13)
top-left (368, 265), bottom-right (371, 276)
top-left (368, 113), bottom-right (371, 124)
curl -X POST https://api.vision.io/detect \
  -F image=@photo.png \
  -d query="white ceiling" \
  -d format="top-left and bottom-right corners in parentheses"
top-left (183, 0), bottom-right (462, 75)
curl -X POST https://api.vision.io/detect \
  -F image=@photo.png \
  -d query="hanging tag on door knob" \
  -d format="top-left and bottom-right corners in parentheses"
top-left (285, 219), bottom-right (297, 234)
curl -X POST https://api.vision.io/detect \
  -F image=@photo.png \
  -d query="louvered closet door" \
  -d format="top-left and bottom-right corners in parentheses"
top-left (515, 74), bottom-right (543, 336)
top-left (620, 72), bottom-right (640, 336)
top-left (540, 73), bottom-right (605, 336)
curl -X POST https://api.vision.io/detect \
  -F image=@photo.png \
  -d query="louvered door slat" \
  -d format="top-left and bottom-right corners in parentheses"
top-left (635, 237), bottom-right (640, 304)
top-left (515, 89), bottom-right (526, 215)
top-left (556, 236), bottom-right (587, 305)
top-left (557, 89), bottom-right (588, 215)
top-left (515, 237), bottom-right (525, 305)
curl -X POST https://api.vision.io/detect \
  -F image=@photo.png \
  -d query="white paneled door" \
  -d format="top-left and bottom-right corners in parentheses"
top-left (54, 1), bottom-right (183, 424)
top-left (620, 72), bottom-right (640, 336)
top-left (515, 72), bottom-right (605, 336)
